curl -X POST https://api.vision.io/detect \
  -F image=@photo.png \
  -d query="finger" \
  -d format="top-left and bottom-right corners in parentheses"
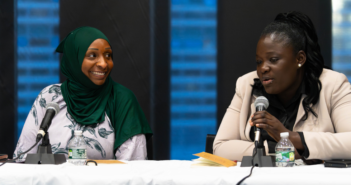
top-left (256, 123), bottom-right (272, 130)
top-left (249, 115), bottom-right (254, 126)
top-left (260, 111), bottom-right (273, 119)
top-left (252, 111), bottom-right (273, 121)
top-left (252, 111), bottom-right (268, 121)
top-left (252, 118), bottom-right (267, 125)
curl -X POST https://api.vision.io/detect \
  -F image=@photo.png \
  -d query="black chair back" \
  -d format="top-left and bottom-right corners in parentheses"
top-left (146, 135), bottom-right (153, 160)
top-left (205, 134), bottom-right (216, 154)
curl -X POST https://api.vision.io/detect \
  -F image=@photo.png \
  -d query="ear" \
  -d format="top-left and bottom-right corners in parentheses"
top-left (296, 50), bottom-right (306, 67)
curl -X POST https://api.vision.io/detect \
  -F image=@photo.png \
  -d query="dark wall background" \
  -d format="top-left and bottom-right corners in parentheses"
top-left (150, 0), bottom-right (170, 160)
top-left (217, 0), bottom-right (332, 127)
top-left (0, 1), bottom-right (16, 158)
top-left (0, 0), bottom-right (333, 160)
top-left (59, 0), bottom-right (170, 160)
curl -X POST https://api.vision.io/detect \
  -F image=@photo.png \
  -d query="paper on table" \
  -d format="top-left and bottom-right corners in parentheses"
top-left (86, 159), bottom-right (126, 166)
top-left (192, 157), bottom-right (226, 167)
top-left (192, 152), bottom-right (237, 167)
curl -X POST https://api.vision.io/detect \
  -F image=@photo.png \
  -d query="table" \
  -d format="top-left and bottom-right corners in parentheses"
top-left (0, 160), bottom-right (350, 185)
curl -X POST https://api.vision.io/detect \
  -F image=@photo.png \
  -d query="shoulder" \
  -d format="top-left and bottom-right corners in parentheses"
top-left (36, 84), bottom-right (62, 99)
top-left (319, 69), bottom-right (349, 90)
top-left (236, 71), bottom-right (258, 86)
top-left (32, 83), bottom-right (62, 111)
top-left (319, 68), bottom-right (348, 82)
top-left (318, 69), bottom-right (351, 105)
top-left (39, 83), bottom-right (62, 93)
top-left (235, 71), bottom-right (257, 96)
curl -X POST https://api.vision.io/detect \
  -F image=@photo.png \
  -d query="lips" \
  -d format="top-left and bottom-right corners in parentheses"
top-left (90, 71), bottom-right (107, 79)
top-left (91, 71), bottom-right (106, 76)
top-left (261, 77), bottom-right (273, 85)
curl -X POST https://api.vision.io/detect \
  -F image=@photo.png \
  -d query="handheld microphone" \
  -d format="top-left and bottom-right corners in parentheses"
top-left (254, 96), bottom-right (269, 145)
top-left (241, 96), bottom-right (274, 167)
top-left (36, 102), bottom-right (60, 142)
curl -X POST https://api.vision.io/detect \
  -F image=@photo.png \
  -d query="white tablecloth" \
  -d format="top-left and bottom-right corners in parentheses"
top-left (0, 160), bottom-right (350, 185)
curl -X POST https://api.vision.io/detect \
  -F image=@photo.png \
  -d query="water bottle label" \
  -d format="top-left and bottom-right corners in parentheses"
top-left (276, 151), bottom-right (295, 163)
top-left (68, 149), bottom-right (87, 159)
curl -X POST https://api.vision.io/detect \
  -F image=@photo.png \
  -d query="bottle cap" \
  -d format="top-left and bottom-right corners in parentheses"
top-left (280, 132), bottom-right (289, 137)
top-left (74, 130), bottom-right (83, 136)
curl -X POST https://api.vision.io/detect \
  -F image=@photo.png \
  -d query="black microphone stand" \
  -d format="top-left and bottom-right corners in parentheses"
top-left (241, 129), bottom-right (275, 167)
top-left (25, 132), bottom-right (66, 164)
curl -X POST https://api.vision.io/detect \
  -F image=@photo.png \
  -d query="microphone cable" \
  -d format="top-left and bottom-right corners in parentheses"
top-left (236, 141), bottom-right (258, 185)
top-left (0, 139), bottom-right (41, 167)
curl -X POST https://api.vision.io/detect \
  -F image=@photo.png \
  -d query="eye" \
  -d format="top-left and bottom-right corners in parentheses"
top-left (270, 57), bottom-right (279, 63)
top-left (256, 60), bottom-right (262, 65)
top-left (105, 53), bottom-right (112, 58)
top-left (87, 53), bottom-right (96, 58)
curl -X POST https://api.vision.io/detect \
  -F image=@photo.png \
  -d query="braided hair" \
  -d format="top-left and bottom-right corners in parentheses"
top-left (258, 11), bottom-right (324, 120)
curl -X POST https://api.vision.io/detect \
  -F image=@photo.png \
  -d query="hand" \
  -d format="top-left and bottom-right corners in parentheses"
top-left (249, 111), bottom-right (289, 142)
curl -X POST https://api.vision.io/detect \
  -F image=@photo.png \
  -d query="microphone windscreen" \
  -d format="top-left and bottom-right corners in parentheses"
top-left (46, 102), bottom-right (60, 116)
top-left (254, 96), bottom-right (269, 109)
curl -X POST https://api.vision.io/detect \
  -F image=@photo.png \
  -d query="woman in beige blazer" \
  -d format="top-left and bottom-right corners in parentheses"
top-left (214, 11), bottom-right (351, 162)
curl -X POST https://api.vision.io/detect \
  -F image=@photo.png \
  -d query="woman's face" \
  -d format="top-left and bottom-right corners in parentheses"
top-left (82, 39), bottom-right (113, 85)
top-left (255, 35), bottom-right (304, 96)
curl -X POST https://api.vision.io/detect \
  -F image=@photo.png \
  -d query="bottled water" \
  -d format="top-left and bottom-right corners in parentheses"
top-left (67, 130), bottom-right (87, 166)
top-left (275, 132), bottom-right (295, 167)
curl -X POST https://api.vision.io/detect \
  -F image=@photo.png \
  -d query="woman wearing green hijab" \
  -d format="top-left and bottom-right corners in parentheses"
top-left (14, 27), bottom-right (153, 161)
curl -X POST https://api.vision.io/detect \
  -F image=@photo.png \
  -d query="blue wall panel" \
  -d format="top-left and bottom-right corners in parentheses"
top-left (17, 0), bottom-right (60, 138)
top-left (170, 0), bottom-right (217, 160)
top-left (333, 0), bottom-right (351, 79)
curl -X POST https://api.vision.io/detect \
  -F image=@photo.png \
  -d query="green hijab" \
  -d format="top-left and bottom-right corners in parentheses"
top-left (56, 27), bottom-right (152, 150)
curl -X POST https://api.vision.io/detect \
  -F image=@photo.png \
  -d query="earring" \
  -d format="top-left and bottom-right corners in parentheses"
top-left (298, 64), bottom-right (302, 67)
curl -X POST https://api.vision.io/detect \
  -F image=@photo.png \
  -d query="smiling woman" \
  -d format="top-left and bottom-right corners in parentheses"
top-left (13, 27), bottom-right (153, 162)
top-left (214, 11), bottom-right (351, 163)
top-left (81, 39), bottom-right (114, 86)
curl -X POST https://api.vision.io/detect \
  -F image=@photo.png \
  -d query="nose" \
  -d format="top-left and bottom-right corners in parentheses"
top-left (96, 56), bottom-right (108, 69)
top-left (259, 61), bottom-right (270, 74)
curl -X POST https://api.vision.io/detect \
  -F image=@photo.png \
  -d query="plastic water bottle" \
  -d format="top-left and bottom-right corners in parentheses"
top-left (67, 130), bottom-right (87, 166)
top-left (275, 132), bottom-right (295, 167)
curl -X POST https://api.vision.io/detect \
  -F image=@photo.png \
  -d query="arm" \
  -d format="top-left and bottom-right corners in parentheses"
top-left (213, 94), bottom-right (255, 161)
top-left (213, 76), bottom-right (268, 161)
top-left (115, 134), bottom-right (147, 160)
top-left (303, 73), bottom-right (351, 160)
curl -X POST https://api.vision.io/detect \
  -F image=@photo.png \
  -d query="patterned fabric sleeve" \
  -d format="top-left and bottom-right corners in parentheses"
top-left (13, 87), bottom-right (49, 162)
top-left (115, 134), bottom-right (147, 160)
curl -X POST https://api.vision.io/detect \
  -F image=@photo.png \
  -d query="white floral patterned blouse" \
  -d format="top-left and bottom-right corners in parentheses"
top-left (14, 84), bottom-right (147, 162)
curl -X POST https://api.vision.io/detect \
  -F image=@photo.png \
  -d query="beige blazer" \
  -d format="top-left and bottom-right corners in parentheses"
top-left (214, 69), bottom-right (351, 161)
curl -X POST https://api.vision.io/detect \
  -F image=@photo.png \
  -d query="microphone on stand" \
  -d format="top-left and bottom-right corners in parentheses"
top-left (36, 102), bottom-right (60, 142)
top-left (253, 96), bottom-right (269, 148)
top-left (25, 102), bottom-right (66, 165)
top-left (241, 96), bottom-right (275, 167)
